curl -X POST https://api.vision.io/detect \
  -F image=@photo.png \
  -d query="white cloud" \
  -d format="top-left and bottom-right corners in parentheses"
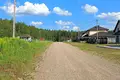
top-left (53, 7), bottom-right (72, 16)
top-left (97, 12), bottom-right (120, 20)
top-left (0, 2), bottom-right (50, 16)
top-left (31, 21), bottom-right (43, 26)
top-left (55, 20), bottom-right (74, 26)
top-left (82, 4), bottom-right (98, 14)
top-left (73, 26), bottom-right (80, 31)
top-left (97, 12), bottom-right (120, 26)
top-left (55, 20), bottom-right (80, 31)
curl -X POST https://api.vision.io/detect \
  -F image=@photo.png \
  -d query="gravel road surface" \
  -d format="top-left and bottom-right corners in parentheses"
top-left (35, 42), bottom-right (120, 80)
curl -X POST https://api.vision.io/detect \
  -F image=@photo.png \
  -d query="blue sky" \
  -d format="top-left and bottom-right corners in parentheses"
top-left (0, 0), bottom-right (120, 31)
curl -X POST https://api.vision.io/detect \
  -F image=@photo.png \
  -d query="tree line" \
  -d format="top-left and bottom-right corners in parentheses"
top-left (0, 18), bottom-right (78, 41)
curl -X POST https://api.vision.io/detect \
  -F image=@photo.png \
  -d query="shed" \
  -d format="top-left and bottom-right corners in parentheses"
top-left (20, 34), bottom-right (32, 42)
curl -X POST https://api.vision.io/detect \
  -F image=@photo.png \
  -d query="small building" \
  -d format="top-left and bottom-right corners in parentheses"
top-left (20, 34), bottom-right (32, 42)
top-left (113, 20), bottom-right (120, 43)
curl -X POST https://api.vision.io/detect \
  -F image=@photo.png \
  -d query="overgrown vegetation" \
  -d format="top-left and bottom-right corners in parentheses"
top-left (68, 42), bottom-right (120, 64)
top-left (0, 38), bottom-right (52, 80)
top-left (0, 18), bottom-right (78, 41)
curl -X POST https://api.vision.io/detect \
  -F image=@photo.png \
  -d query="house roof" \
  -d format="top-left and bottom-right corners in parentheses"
top-left (113, 20), bottom-right (120, 32)
top-left (82, 25), bottom-right (109, 37)
top-left (88, 25), bottom-right (109, 31)
top-left (90, 32), bottom-right (115, 37)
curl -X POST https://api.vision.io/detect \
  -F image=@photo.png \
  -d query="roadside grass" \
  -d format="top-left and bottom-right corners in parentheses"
top-left (68, 42), bottom-right (120, 64)
top-left (0, 38), bottom-right (52, 80)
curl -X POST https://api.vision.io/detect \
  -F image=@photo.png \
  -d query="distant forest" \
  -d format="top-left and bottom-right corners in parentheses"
top-left (0, 18), bottom-right (78, 41)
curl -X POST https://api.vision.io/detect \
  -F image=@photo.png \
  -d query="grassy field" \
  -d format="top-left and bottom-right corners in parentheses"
top-left (68, 42), bottom-right (120, 64)
top-left (0, 38), bottom-right (52, 80)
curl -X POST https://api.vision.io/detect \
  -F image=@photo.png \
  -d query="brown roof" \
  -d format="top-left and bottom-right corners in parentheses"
top-left (82, 25), bottom-right (109, 36)
top-left (88, 25), bottom-right (109, 31)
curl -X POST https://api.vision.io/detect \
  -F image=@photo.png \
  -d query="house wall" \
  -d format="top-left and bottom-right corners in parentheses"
top-left (89, 30), bottom-right (108, 36)
top-left (116, 35), bottom-right (120, 43)
top-left (107, 37), bottom-right (116, 44)
top-left (119, 36), bottom-right (120, 43)
top-left (89, 31), bottom-right (97, 36)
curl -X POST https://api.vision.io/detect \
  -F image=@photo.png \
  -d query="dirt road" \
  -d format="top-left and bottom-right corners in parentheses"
top-left (35, 42), bottom-right (120, 80)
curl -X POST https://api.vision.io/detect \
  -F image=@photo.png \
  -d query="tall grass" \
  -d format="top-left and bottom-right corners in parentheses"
top-left (0, 38), bottom-right (51, 80)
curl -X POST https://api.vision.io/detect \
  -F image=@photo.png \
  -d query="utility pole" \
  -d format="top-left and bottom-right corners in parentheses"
top-left (78, 28), bottom-right (80, 41)
top-left (13, 0), bottom-right (16, 38)
top-left (96, 19), bottom-right (99, 44)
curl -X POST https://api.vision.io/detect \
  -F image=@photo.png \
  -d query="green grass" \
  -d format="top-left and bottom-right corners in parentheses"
top-left (0, 38), bottom-right (52, 80)
top-left (68, 42), bottom-right (120, 64)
